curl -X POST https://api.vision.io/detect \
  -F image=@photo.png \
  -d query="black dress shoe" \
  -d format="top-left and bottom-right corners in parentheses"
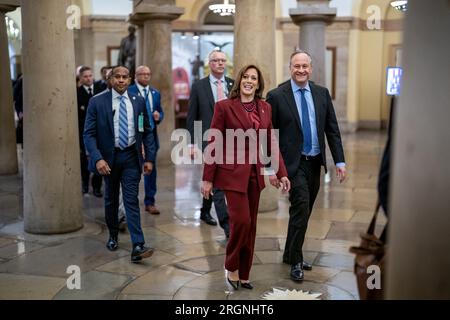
top-left (93, 189), bottom-right (103, 198)
top-left (290, 263), bottom-right (304, 282)
top-left (283, 259), bottom-right (312, 270)
top-left (131, 244), bottom-right (154, 263)
top-left (106, 236), bottom-right (118, 251)
top-left (240, 281), bottom-right (253, 290)
top-left (200, 212), bottom-right (217, 226)
top-left (227, 277), bottom-right (239, 290)
top-left (302, 261), bottom-right (313, 271)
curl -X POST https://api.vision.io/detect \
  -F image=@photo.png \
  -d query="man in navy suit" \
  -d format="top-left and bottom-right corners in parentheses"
top-left (84, 66), bottom-right (156, 263)
top-left (128, 65), bottom-right (164, 215)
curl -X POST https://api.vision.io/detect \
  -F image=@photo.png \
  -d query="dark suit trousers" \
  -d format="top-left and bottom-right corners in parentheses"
top-left (201, 189), bottom-right (229, 232)
top-left (224, 166), bottom-right (260, 281)
top-left (144, 158), bottom-right (157, 206)
top-left (104, 146), bottom-right (145, 246)
top-left (80, 148), bottom-right (103, 191)
top-left (283, 158), bottom-right (321, 265)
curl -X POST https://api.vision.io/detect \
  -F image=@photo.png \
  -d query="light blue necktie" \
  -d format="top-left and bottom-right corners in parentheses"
top-left (118, 96), bottom-right (128, 150)
top-left (299, 88), bottom-right (312, 154)
top-left (143, 88), bottom-right (155, 130)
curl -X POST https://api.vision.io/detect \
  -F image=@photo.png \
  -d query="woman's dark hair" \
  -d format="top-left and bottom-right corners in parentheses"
top-left (229, 64), bottom-right (265, 100)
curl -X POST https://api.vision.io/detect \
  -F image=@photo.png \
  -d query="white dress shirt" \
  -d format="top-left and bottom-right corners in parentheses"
top-left (136, 82), bottom-right (154, 113)
top-left (83, 85), bottom-right (94, 95)
top-left (112, 89), bottom-right (136, 148)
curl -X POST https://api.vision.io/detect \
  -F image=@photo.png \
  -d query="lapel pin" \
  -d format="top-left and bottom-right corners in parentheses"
top-left (133, 97), bottom-right (136, 100)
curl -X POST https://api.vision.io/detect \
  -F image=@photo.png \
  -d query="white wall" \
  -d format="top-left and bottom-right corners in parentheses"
top-left (91, 0), bottom-right (132, 15)
top-left (280, 0), bottom-right (353, 17)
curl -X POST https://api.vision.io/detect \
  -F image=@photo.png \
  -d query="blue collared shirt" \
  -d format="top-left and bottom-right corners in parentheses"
top-left (112, 89), bottom-right (135, 148)
top-left (290, 79), bottom-right (345, 168)
top-left (291, 79), bottom-right (320, 156)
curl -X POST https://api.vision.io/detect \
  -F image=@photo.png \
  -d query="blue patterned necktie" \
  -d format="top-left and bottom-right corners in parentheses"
top-left (118, 96), bottom-right (128, 150)
top-left (299, 88), bottom-right (312, 154)
top-left (143, 88), bottom-right (155, 130)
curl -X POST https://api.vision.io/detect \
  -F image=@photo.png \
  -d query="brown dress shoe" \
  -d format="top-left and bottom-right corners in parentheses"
top-left (145, 205), bottom-right (160, 215)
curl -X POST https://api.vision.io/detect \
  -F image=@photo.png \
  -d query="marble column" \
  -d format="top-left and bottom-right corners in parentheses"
top-left (386, 0), bottom-right (450, 299)
top-left (130, 0), bottom-right (184, 164)
top-left (22, 0), bottom-right (83, 234)
top-left (290, 0), bottom-right (336, 86)
top-left (234, 0), bottom-right (278, 212)
top-left (0, 0), bottom-right (19, 175)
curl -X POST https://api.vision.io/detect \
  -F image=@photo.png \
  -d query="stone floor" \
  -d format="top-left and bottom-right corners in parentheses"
top-left (0, 131), bottom-right (387, 300)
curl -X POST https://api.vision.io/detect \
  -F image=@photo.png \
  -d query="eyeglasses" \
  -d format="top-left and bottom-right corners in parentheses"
top-left (210, 59), bottom-right (227, 63)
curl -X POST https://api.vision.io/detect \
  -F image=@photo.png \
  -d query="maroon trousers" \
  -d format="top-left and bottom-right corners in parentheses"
top-left (224, 166), bottom-right (261, 281)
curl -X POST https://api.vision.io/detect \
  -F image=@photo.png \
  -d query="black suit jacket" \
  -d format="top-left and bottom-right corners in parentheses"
top-left (77, 83), bottom-right (104, 148)
top-left (186, 76), bottom-right (234, 149)
top-left (267, 80), bottom-right (345, 178)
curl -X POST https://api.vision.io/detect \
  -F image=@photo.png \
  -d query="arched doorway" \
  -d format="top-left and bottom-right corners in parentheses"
top-left (172, 0), bottom-right (235, 128)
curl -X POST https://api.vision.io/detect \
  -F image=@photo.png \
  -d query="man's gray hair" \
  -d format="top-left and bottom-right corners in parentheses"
top-left (208, 49), bottom-right (225, 61)
top-left (289, 49), bottom-right (313, 66)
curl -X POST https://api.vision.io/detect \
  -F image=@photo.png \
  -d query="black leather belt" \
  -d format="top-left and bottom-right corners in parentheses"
top-left (115, 144), bottom-right (135, 152)
top-left (301, 154), bottom-right (321, 161)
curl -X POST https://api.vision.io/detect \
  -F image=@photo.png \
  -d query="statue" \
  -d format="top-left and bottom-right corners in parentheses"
top-left (189, 54), bottom-right (203, 83)
top-left (118, 26), bottom-right (137, 76)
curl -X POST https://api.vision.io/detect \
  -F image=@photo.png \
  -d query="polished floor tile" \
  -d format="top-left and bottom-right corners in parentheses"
top-left (54, 271), bottom-right (132, 300)
top-left (0, 273), bottom-right (66, 300)
top-left (121, 266), bottom-right (201, 296)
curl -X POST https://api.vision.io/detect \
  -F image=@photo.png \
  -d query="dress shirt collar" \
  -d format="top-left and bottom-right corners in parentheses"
top-left (112, 88), bottom-right (130, 101)
top-left (136, 82), bottom-right (150, 95)
top-left (290, 79), bottom-right (311, 94)
top-left (209, 74), bottom-right (226, 84)
top-left (83, 85), bottom-right (94, 94)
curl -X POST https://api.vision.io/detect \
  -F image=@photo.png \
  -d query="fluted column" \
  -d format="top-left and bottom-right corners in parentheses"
top-left (0, 0), bottom-right (19, 175)
top-left (130, 0), bottom-right (184, 164)
top-left (234, 0), bottom-right (278, 212)
top-left (290, 0), bottom-right (336, 86)
top-left (22, 0), bottom-right (83, 233)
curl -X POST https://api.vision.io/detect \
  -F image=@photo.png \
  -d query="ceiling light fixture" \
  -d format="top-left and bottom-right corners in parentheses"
top-left (390, 0), bottom-right (408, 12)
top-left (209, 0), bottom-right (235, 16)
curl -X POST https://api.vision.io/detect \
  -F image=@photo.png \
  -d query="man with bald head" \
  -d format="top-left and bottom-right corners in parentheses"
top-left (128, 65), bottom-right (164, 215)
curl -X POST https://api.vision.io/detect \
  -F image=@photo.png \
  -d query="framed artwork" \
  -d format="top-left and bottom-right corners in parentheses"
top-left (107, 46), bottom-right (120, 66)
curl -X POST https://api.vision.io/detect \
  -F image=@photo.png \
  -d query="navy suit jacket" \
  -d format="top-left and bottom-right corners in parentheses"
top-left (128, 84), bottom-right (164, 150)
top-left (83, 89), bottom-right (156, 174)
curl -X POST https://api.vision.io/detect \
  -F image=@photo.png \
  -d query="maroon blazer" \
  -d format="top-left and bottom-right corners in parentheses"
top-left (202, 98), bottom-right (288, 193)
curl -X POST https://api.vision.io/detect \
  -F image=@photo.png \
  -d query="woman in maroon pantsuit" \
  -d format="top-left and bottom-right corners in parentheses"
top-left (202, 65), bottom-right (290, 290)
